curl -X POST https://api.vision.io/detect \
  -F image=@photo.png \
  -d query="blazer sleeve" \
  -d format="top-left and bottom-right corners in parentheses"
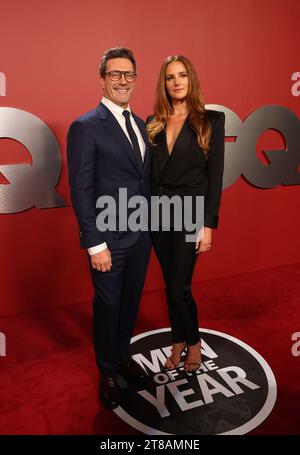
top-left (146, 114), bottom-right (155, 124)
top-left (67, 121), bottom-right (105, 248)
top-left (204, 111), bottom-right (225, 229)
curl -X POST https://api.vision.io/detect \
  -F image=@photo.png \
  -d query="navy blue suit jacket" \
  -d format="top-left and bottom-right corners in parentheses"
top-left (67, 103), bottom-right (151, 249)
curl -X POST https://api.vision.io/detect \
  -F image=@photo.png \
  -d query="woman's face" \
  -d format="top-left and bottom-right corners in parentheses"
top-left (165, 61), bottom-right (189, 102)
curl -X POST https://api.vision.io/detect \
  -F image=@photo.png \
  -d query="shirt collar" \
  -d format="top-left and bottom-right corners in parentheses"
top-left (101, 97), bottom-right (132, 118)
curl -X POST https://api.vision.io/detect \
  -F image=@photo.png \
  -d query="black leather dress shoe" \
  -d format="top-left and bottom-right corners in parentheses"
top-left (99, 375), bottom-right (121, 409)
top-left (119, 354), bottom-right (148, 387)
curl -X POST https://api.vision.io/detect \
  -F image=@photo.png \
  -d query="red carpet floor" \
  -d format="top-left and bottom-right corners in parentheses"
top-left (0, 262), bottom-right (300, 435)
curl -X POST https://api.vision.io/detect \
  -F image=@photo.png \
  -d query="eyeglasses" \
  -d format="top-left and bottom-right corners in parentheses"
top-left (105, 71), bottom-right (137, 82)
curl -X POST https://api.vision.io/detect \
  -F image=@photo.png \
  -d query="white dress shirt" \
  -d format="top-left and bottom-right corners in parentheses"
top-left (88, 97), bottom-right (146, 256)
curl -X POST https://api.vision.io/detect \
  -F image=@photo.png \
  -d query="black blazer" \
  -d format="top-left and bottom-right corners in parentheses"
top-left (67, 103), bottom-right (151, 249)
top-left (148, 110), bottom-right (225, 229)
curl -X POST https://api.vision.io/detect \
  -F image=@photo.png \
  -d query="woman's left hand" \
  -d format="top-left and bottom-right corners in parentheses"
top-left (195, 227), bottom-right (212, 254)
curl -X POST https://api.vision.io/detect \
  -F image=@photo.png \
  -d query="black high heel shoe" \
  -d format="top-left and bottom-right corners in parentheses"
top-left (165, 342), bottom-right (187, 370)
top-left (184, 341), bottom-right (202, 373)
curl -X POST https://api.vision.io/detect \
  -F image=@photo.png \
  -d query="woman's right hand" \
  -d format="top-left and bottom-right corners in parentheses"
top-left (195, 227), bottom-right (212, 254)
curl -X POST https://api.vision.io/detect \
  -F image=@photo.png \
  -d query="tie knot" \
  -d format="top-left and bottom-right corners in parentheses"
top-left (122, 110), bottom-right (131, 120)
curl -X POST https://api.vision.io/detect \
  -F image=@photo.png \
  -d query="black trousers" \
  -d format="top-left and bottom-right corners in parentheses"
top-left (89, 232), bottom-right (151, 376)
top-left (152, 229), bottom-right (200, 346)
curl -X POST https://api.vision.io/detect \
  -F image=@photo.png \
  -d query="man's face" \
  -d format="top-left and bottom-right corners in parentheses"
top-left (100, 58), bottom-right (136, 108)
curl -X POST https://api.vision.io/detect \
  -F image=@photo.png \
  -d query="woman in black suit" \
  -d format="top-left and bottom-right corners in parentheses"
top-left (147, 55), bottom-right (225, 372)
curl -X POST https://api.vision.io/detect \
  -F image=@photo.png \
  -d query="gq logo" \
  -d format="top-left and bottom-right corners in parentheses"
top-left (207, 104), bottom-right (300, 189)
top-left (115, 328), bottom-right (277, 435)
top-left (0, 107), bottom-right (66, 213)
top-left (1, 102), bottom-right (300, 214)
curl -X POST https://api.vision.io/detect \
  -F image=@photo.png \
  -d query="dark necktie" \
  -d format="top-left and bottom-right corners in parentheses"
top-left (122, 110), bottom-right (143, 172)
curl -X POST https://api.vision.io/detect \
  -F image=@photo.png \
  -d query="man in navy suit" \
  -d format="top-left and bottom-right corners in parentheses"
top-left (67, 47), bottom-right (151, 409)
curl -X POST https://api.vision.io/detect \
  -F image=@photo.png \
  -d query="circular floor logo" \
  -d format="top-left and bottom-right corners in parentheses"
top-left (114, 328), bottom-right (277, 435)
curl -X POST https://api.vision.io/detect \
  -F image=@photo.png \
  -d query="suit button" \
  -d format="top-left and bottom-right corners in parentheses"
top-left (79, 231), bottom-right (83, 238)
top-left (140, 179), bottom-right (143, 183)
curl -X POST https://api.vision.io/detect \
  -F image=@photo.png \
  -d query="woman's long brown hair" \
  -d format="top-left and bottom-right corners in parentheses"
top-left (147, 55), bottom-right (211, 155)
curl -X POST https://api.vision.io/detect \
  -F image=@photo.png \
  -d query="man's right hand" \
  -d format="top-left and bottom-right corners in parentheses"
top-left (90, 248), bottom-right (112, 272)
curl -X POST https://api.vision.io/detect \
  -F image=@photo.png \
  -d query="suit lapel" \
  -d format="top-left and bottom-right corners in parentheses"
top-left (132, 113), bottom-right (151, 173)
top-left (168, 115), bottom-right (193, 157)
top-left (155, 130), bottom-right (170, 176)
top-left (159, 117), bottom-right (194, 179)
top-left (96, 103), bottom-right (141, 174)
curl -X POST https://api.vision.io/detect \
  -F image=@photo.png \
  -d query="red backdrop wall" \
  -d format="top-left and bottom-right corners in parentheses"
top-left (1, 0), bottom-right (300, 316)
